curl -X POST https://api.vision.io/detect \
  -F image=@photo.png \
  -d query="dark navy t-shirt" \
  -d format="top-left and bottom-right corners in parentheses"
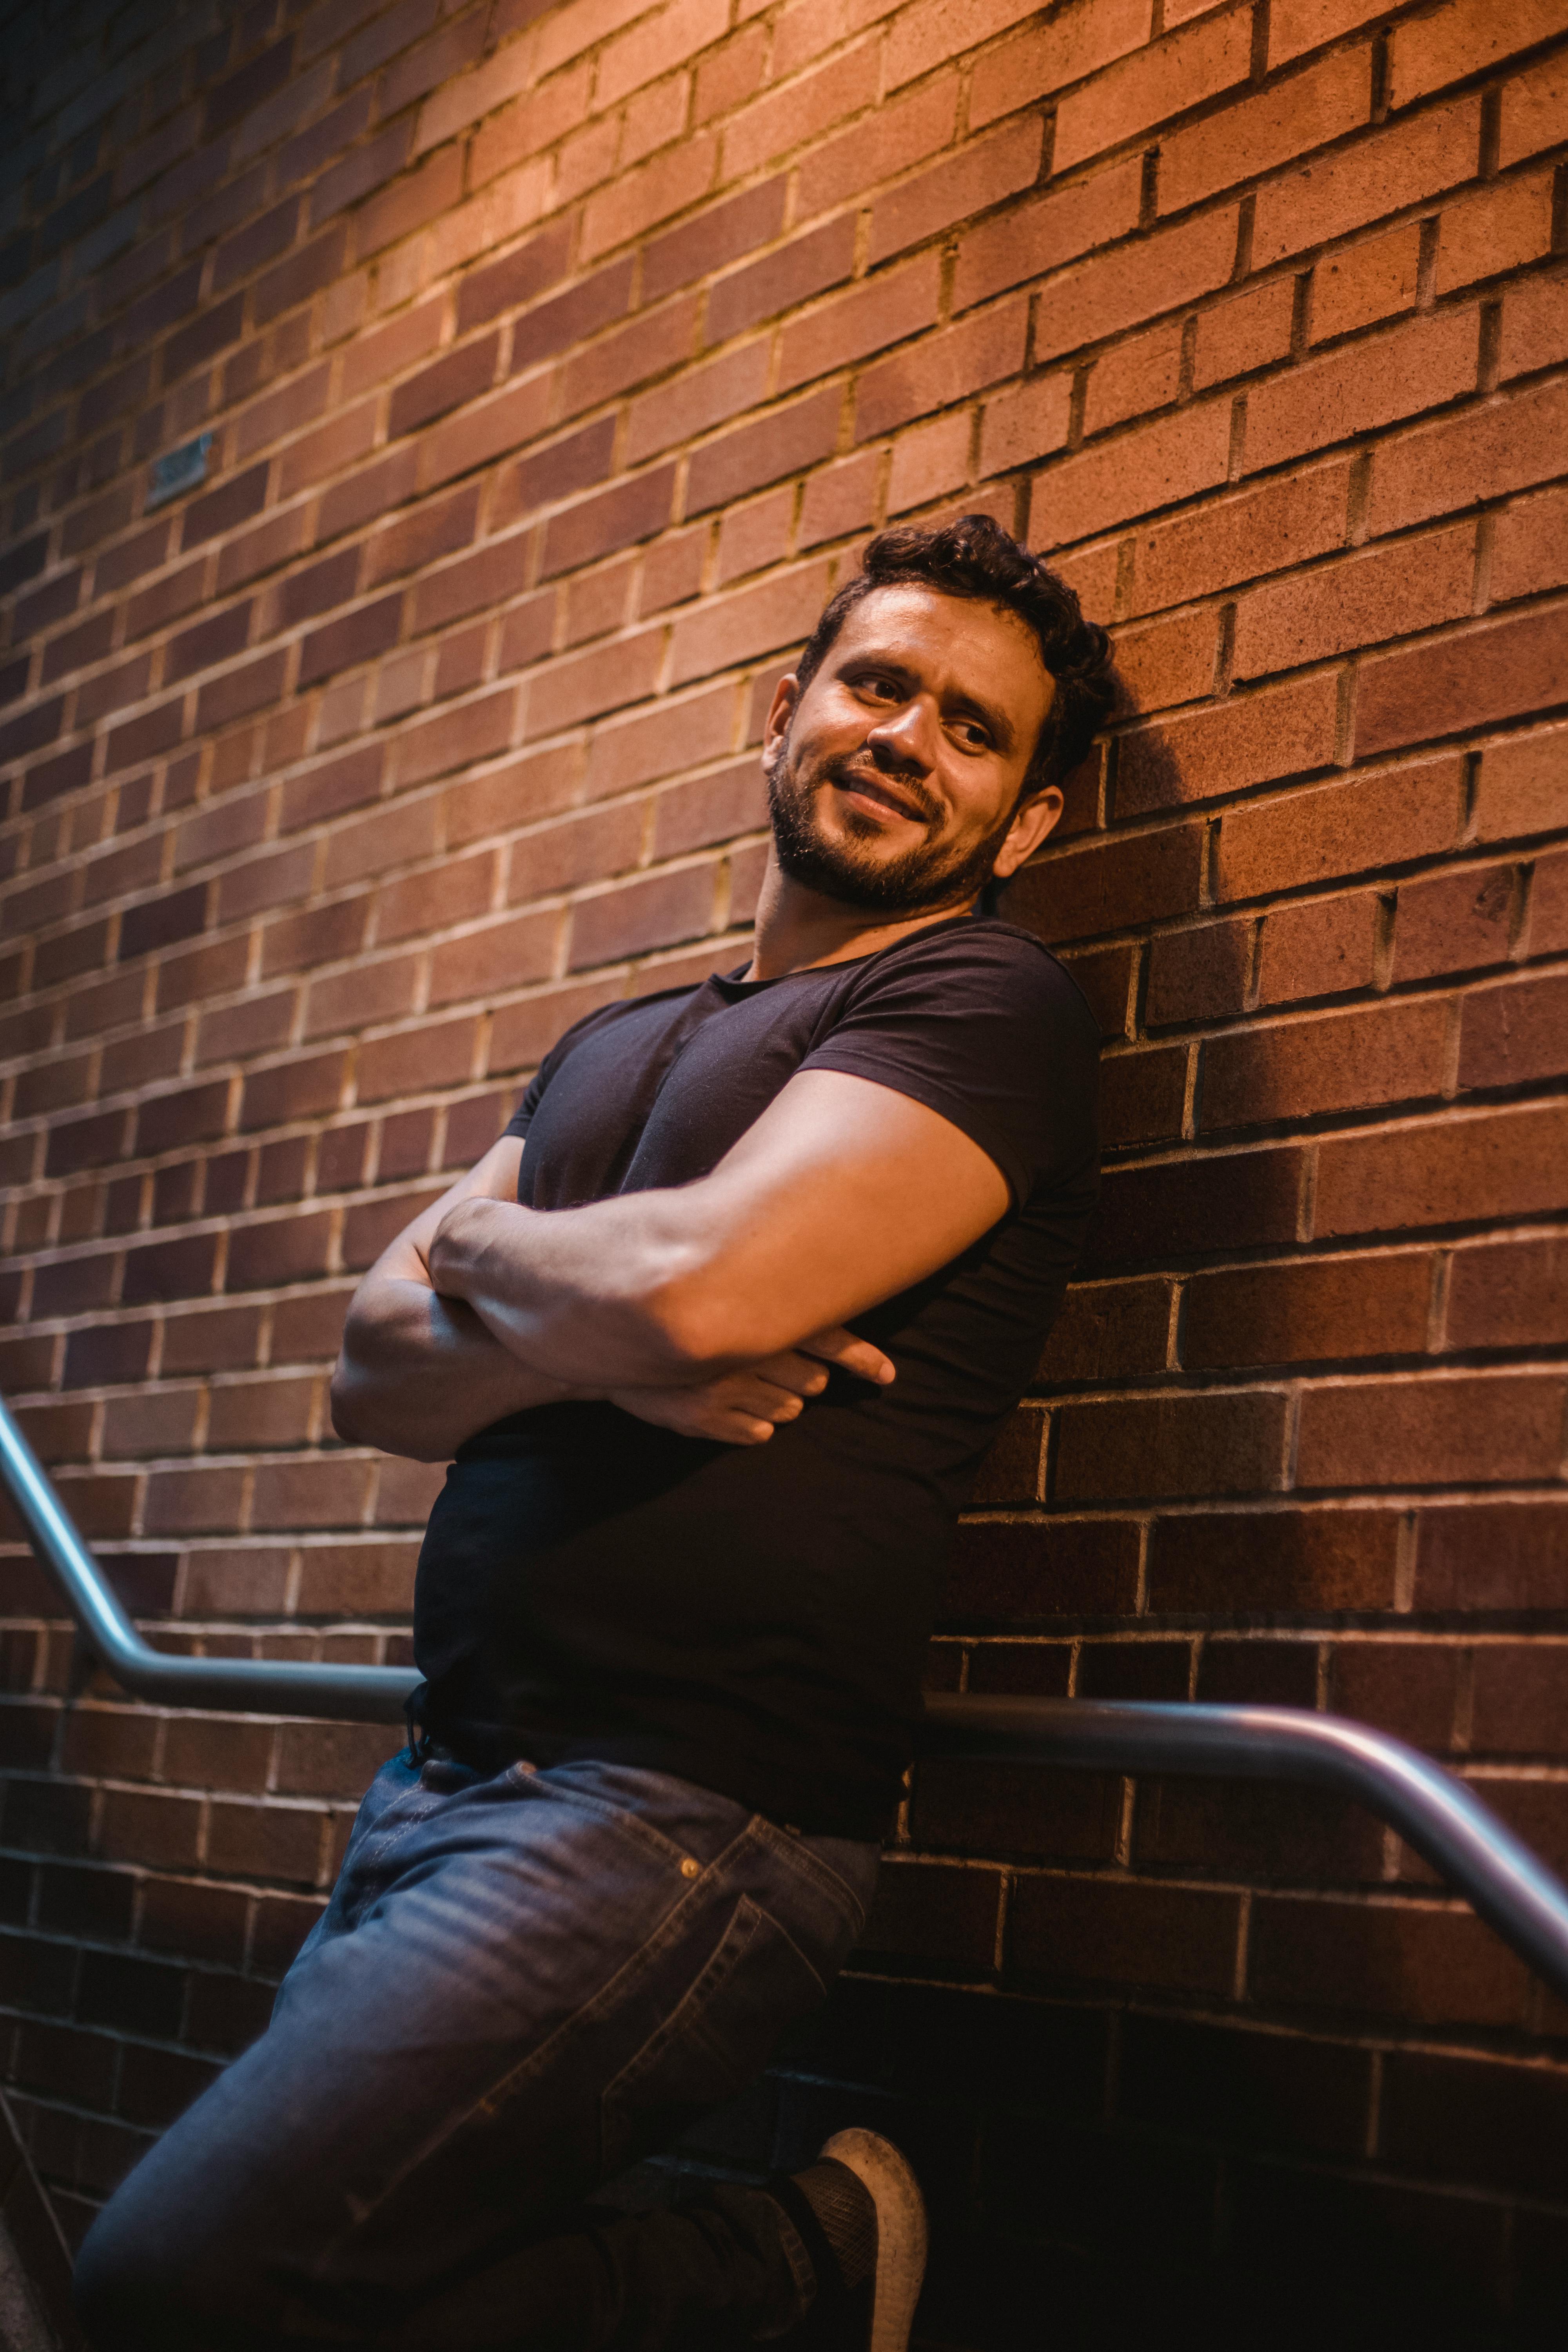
top-left (410, 915), bottom-right (1100, 1838)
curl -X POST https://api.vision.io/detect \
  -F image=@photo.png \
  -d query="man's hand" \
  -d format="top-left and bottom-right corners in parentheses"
top-left (608, 1326), bottom-right (894, 1445)
top-left (427, 1067), bottom-right (1011, 1393)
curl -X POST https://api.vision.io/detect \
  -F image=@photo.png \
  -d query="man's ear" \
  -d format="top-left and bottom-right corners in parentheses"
top-left (991, 784), bottom-right (1065, 881)
top-left (761, 673), bottom-right (799, 773)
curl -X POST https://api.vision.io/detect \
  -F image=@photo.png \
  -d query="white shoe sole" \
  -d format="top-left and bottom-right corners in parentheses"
top-left (819, 2128), bottom-right (929, 2352)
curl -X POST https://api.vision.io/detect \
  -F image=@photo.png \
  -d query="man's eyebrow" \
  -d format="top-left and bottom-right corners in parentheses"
top-left (836, 647), bottom-right (1018, 751)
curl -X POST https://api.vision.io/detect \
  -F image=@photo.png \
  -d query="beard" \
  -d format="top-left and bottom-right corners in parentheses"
top-left (766, 733), bottom-right (1016, 915)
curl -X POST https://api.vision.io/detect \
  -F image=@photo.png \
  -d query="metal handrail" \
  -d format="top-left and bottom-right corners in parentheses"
top-left (7, 1394), bottom-right (1568, 2001)
top-left (0, 1396), bottom-right (414, 1724)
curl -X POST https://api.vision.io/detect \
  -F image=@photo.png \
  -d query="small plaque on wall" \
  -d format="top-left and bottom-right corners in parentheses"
top-left (147, 432), bottom-right (214, 510)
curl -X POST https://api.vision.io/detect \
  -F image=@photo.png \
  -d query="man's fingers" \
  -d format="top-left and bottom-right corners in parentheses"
top-left (798, 1325), bottom-right (896, 1385)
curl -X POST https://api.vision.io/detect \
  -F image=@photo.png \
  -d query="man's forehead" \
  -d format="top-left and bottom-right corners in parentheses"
top-left (830, 583), bottom-right (1047, 670)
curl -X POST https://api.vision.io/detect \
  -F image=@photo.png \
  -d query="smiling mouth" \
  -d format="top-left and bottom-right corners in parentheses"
top-left (832, 771), bottom-right (929, 824)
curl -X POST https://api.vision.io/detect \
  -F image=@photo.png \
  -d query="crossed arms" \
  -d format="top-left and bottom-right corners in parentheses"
top-left (330, 1067), bottom-right (1012, 1463)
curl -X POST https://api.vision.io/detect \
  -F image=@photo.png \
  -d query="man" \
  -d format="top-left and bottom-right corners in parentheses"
top-left (75, 514), bottom-right (1112, 2352)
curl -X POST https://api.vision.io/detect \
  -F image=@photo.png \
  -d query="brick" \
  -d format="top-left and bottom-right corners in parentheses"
top-left (802, 78), bottom-right (958, 223)
top-left (968, 0), bottom-right (1153, 131)
top-left (1122, 2013), bottom-right (1368, 2159)
top-left (1236, 525), bottom-right (1474, 680)
top-left (1390, 0), bottom-right (1568, 108)
top-left (1127, 462), bottom-right (1350, 615)
top-left (1201, 998), bottom-right (1448, 1129)
top-left (1356, 605), bottom-right (1568, 759)
top-left (1311, 221), bottom-right (1423, 345)
top-left (1214, 753), bottom-right (1463, 900)
top-left (1054, 1390), bottom-right (1289, 1501)
top-left (1088, 1140), bottom-right (1305, 1268)
top-left (1492, 483), bottom-right (1568, 605)
top-left (1084, 323), bottom-right (1183, 437)
top-left (1251, 1893), bottom-right (1528, 2027)
top-left (1032, 400), bottom-right (1233, 548)
top-left (1160, 40), bottom-right (1372, 215)
top-left (1252, 96), bottom-right (1484, 268)
top-left (1099, 1045), bottom-right (1188, 1145)
top-left (392, 687), bottom-right (515, 786)
top-left (581, 132), bottom-right (717, 261)
top-left (1055, 6), bottom-right (1254, 171)
top-left (1499, 270), bottom-right (1568, 382)
top-left (1330, 1638), bottom-right (1464, 1753)
top-left (557, 296), bottom-right (699, 420)
top-left (1415, 1501), bottom-right (1568, 1610)
top-left (1186, 1252), bottom-right (1430, 1372)
top-left (1314, 1101), bottom-right (1568, 1238)
top-left (427, 911), bottom-right (556, 1008)
top-left (1120, 673), bottom-right (1339, 817)
top-left (722, 39), bottom-right (880, 182)
top-left (387, 335), bottom-right (498, 440)
top-left (1039, 207), bottom-right (1239, 365)
top-left (860, 301), bottom-right (1029, 445)
top-left (777, 256), bottom-right (942, 396)
top-left (1004, 821), bottom-right (1205, 944)
top-left (868, 118), bottom-right (1043, 269)
top-left (1256, 888), bottom-right (1378, 1005)
top-left (1144, 918), bottom-right (1254, 1029)
top-left (1459, 970), bottom-right (1568, 1091)
top-left (955, 158), bottom-right (1143, 314)
top-left (669, 563), bottom-right (830, 686)
top-left (1446, 1234), bottom-right (1568, 1351)
top-left (1300, 1370), bottom-right (1568, 1488)
top-left (1392, 860), bottom-right (1515, 984)
top-left (1435, 171), bottom-right (1555, 298)
top-left (1269, 0), bottom-right (1388, 65)
top-left (510, 805), bottom-right (644, 901)
top-left (1472, 722), bottom-right (1568, 844)
top-left (1499, 47), bottom-right (1568, 168)
top-left (1472, 1641), bottom-right (1568, 1757)
top-left (1247, 307), bottom-right (1479, 472)
top-left (1010, 1873), bottom-right (1240, 1997)
top-left (683, 386), bottom-right (840, 513)
top-left (567, 865), bottom-right (715, 967)
top-left (1153, 1507), bottom-right (1401, 1611)
top-left (981, 373), bottom-right (1073, 477)
top-left (1031, 1278), bottom-right (1169, 1387)
top-left (581, 686), bottom-right (735, 803)
top-left (707, 216), bottom-right (856, 345)
top-left (642, 180), bottom-right (786, 305)
top-left (541, 467), bottom-right (676, 579)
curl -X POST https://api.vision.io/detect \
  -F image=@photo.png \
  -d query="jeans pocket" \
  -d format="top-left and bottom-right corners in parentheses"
top-left (599, 1894), bottom-right (828, 2181)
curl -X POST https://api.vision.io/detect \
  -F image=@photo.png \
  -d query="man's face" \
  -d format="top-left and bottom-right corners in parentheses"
top-left (762, 586), bottom-right (1062, 916)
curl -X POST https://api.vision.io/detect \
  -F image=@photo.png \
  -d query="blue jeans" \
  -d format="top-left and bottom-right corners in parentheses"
top-left (74, 1750), bottom-right (881, 2350)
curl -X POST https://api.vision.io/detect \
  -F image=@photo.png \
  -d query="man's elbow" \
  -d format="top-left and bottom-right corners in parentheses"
top-left (328, 1359), bottom-right (371, 1447)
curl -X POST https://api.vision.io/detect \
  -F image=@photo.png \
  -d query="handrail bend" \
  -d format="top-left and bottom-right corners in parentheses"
top-left (6, 1395), bottom-right (1568, 2001)
top-left (0, 1396), bottom-right (416, 1724)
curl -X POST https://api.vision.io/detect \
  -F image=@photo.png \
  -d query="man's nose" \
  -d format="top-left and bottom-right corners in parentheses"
top-left (866, 698), bottom-right (935, 771)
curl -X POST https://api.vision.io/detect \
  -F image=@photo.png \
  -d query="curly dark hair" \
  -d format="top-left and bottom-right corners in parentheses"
top-left (793, 512), bottom-right (1115, 799)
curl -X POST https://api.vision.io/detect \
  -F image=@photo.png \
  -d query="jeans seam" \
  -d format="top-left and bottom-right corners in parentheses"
top-left (307, 1868), bottom-right (713, 2272)
top-left (747, 1817), bottom-right (877, 1938)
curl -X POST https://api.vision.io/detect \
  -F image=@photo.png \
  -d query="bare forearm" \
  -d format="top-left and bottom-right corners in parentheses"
top-left (331, 1279), bottom-right (572, 1460)
top-left (427, 1194), bottom-right (714, 1390)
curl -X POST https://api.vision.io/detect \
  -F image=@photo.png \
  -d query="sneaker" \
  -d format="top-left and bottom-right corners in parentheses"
top-left (766, 2129), bottom-right (928, 2352)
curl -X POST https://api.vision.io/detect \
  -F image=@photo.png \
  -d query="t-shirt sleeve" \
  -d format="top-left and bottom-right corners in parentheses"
top-left (798, 927), bottom-right (1100, 1207)
top-left (503, 1066), bottom-right (547, 1140)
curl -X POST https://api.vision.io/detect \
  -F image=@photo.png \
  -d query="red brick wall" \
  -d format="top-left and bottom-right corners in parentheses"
top-left (1, 0), bottom-right (1566, 2326)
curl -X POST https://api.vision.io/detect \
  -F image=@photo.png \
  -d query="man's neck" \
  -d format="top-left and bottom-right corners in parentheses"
top-left (743, 851), bottom-right (976, 982)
